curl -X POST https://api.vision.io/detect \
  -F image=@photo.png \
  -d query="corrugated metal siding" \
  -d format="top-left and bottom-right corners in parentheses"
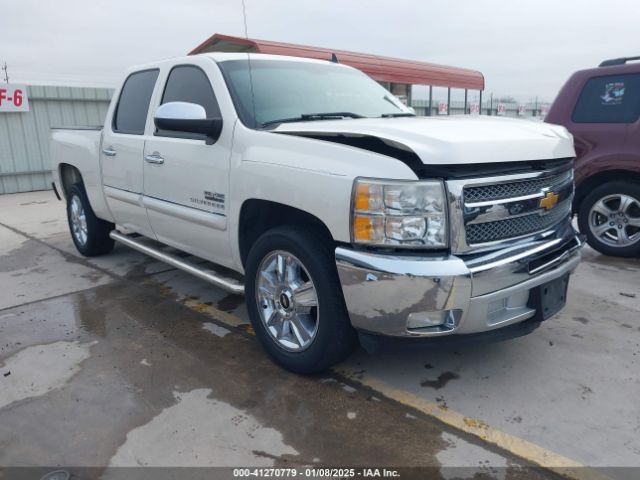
top-left (0, 85), bottom-right (113, 194)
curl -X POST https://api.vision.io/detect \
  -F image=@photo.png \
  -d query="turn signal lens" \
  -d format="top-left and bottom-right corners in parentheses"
top-left (353, 215), bottom-right (384, 242)
top-left (355, 183), bottom-right (370, 210)
top-left (354, 183), bottom-right (383, 211)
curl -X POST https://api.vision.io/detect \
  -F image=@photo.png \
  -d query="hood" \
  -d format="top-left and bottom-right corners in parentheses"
top-left (273, 115), bottom-right (575, 166)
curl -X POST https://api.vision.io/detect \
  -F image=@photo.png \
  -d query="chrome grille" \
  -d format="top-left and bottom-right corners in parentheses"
top-left (464, 170), bottom-right (572, 204)
top-left (458, 167), bottom-right (574, 246)
top-left (466, 199), bottom-right (572, 244)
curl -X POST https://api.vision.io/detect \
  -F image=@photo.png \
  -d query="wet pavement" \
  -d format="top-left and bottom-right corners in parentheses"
top-left (0, 190), bottom-right (639, 479)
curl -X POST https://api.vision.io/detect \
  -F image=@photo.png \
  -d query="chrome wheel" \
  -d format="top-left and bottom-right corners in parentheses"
top-left (256, 250), bottom-right (319, 352)
top-left (70, 195), bottom-right (88, 246)
top-left (589, 193), bottom-right (640, 247)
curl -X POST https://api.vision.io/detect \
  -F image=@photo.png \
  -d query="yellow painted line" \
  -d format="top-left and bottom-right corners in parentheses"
top-left (337, 366), bottom-right (611, 480)
top-left (154, 281), bottom-right (609, 480)
top-left (183, 299), bottom-right (256, 336)
top-left (149, 280), bottom-right (253, 332)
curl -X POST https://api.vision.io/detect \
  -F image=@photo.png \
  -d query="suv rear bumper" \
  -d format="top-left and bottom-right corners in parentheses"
top-left (335, 220), bottom-right (583, 337)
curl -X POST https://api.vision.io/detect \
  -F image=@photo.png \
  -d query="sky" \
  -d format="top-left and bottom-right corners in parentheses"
top-left (1, 0), bottom-right (639, 103)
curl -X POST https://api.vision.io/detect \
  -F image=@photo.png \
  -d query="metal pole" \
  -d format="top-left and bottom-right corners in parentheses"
top-left (490, 92), bottom-right (494, 116)
top-left (447, 87), bottom-right (451, 116)
top-left (428, 85), bottom-right (433, 116)
top-left (464, 89), bottom-right (468, 114)
top-left (479, 90), bottom-right (483, 115)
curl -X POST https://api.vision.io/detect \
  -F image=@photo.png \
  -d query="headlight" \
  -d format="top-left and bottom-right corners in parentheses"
top-left (351, 178), bottom-right (447, 248)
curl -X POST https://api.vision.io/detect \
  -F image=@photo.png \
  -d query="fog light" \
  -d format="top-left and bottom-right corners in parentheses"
top-left (407, 310), bottom-right (460, 330)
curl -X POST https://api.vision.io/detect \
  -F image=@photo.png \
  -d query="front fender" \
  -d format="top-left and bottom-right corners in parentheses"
top-left (228, 159), bottom-right (355, 269)
top-left (227, 126), bottom-right (419, 269)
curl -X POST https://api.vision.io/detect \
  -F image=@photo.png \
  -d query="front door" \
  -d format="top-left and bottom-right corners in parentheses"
top-left (143, 62), bottom-right (233, 266)
top-left (101, 69), bottom-right (159, 237)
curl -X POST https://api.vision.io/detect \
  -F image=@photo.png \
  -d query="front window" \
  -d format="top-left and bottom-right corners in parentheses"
top-left (218, 59), bottom-right (411, 128)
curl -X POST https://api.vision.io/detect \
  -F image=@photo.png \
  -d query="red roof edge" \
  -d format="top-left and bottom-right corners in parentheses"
top-left (189, 34), bottom-right (484, 91)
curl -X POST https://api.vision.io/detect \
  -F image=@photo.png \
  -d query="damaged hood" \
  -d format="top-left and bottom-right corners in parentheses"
top-left (273, 115), bottom-right (575, 165)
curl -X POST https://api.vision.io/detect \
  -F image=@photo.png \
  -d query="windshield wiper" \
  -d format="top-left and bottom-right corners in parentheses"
top-left (381, 112), bottom-right (416, 118)
top-left (261, 112), bottom-right (364, 128)
top-left (381, 95), bottom-right (415, 118)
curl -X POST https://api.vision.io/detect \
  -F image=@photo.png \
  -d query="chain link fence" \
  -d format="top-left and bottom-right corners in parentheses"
top-left (410, 99), bottom-right (551, 119)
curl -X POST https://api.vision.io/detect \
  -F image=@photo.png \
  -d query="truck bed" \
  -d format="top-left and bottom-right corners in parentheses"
top-left (50, 126), bottom-right (111, 222)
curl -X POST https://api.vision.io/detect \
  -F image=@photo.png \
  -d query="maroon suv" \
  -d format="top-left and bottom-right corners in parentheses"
top-left (546, 56), bottom-right (640, 257)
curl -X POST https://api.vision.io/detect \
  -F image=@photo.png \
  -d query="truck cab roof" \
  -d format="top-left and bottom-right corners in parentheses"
top-left (127, 52), bottom-right (350, 75)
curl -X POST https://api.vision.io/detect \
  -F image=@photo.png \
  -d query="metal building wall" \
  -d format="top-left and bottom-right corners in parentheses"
top-left (0, 85), bottom-right (113, 194)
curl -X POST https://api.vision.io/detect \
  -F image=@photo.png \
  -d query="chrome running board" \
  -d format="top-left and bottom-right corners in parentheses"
top-left (109, 231), bottom-right (245, 295)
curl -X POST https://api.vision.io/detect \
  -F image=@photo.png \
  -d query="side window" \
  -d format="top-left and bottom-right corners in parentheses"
top-left (161, 65), bottom-right (220, 117)
top-left (572, 73), bottom-right (640, 123)
top-left (113, 69), bottom-right (159, 134)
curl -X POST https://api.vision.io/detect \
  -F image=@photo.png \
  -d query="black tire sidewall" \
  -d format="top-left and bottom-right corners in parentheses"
top-left (245, 226), bottom-right (356, 374)
top-left (578, 181), bottom-right (640, 257)
top-left (66, 183), bottom-right (114, 257)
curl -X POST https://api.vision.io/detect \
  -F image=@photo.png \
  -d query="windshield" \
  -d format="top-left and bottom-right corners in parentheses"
top-left (218, 59), bottom-right (411, 128)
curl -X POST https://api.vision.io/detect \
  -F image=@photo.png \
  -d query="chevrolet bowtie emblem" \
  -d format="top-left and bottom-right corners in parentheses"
top-left (539, 191), bottom-right (559, 210)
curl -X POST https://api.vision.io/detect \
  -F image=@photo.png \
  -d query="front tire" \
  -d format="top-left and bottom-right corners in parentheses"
top-left (245, 226), bottom-right (357, 374)
top-left (578, 181), bottom-right (640, 257)
top-left (66, 183), bottom-right (115, 257)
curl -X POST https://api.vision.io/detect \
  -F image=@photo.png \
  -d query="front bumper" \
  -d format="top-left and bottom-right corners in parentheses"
top-left (335, 220), bottom-right (583, 337)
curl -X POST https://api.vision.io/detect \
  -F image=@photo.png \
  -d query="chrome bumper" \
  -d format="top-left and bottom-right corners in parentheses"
top-left (335, 220), bottom-right (583, 337)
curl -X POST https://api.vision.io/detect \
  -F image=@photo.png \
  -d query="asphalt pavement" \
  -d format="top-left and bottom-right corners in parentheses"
top-left (0, 190), bottom-right (638, 480)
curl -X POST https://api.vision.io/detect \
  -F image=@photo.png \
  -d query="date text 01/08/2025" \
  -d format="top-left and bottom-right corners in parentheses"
top-left (232, 468), bottom-right (401, 478)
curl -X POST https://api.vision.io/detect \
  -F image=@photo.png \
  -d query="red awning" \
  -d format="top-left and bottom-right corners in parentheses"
top-left (189, 34), bottom-right (484, 91)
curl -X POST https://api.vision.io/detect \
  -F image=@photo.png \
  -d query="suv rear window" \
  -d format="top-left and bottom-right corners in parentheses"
top-left (572, 73), bottom-right (640, 123)
top-left (113, 69), bottom-right (159, 134)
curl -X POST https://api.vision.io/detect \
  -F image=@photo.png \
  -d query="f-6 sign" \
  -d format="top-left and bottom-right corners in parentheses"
top-left (0, 84), bottom-right (29, 112)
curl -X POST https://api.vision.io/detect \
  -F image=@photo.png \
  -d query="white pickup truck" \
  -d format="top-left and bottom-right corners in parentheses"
top-left (51, 53), bottom-right (583, 373)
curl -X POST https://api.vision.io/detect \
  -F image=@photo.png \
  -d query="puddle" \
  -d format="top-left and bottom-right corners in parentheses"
top-left (0, 279), bottom-right (539, 472)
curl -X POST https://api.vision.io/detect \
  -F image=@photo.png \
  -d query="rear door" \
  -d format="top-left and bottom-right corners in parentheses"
top-left (142, 59), bottom-right (233, 266)
top-left (101, 69), bottom-right (159, 237)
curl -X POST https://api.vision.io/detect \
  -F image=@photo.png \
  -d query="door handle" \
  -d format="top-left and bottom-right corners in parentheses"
top-left (102, 147), bottom-right (117, 157)
top-left (144, 152), bottom-right (164, 164)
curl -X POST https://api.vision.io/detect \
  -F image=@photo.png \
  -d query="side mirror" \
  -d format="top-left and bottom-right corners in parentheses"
top-left (154, 102), bottom-right (223, 142)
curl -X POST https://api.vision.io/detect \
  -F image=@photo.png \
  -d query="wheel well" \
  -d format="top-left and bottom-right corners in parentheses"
top-left (238, 199), bottom-right (335, 268)
top-left (59, 163), bottom-right (83, 199)
top-left (574, 170), bottom-right (640, 212)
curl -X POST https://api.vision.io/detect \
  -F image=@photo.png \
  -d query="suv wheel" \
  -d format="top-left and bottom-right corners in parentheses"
top-left (244, 226), bottom-right (357, 374)
top-left (66, 183), bottom-right (115, 257)
top-left (578, 181), bottom-right (640, 257)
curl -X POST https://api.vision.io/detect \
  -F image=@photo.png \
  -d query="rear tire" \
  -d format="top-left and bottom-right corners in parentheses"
top-left (245, 225), bottom-right (357, 374)
top-left (578, 181), bottom-right (640, 257)
top-left (66, 183), bottom-right (115, 257)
